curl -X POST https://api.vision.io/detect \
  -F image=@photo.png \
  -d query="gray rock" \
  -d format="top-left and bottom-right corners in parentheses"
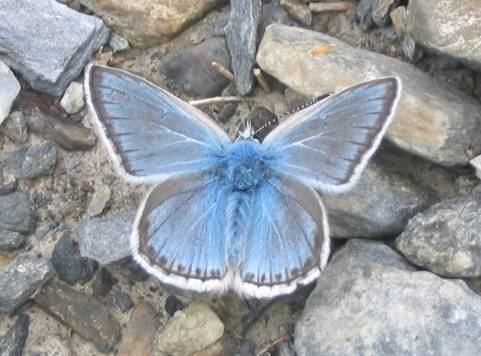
top-left (92, 268), bottom-right (116, 297)
top-left (324, 155), bottom-right (435, 238)
top-left (34, 281), bottom-right (121, 352)
top-left (160, 37), bottom-right (231, 97)
top-left (79, 210), bottom-right (135, 265)
top-left (111, 288), bottom-right (134, 313)
top-left (155, 302), bottom-right (224, 356)
top-left (108, 33), bottom-right (129, 52)
top-left (26, 109), bottom-right (96, 151)
top-left (280, 0), bottom-right (312, 26)
top-left (1, 111), bottom-right (28, 143)
top-left (295, 239), bottom-right (481, 356)
top-left (0, 191), bottom-right (35, 234)
top-left (225, 0), bottom-right (262, 95)
top-left (257, 24), bottom-right (481, 166)
top-left (51, 235), bottom-right (98, 285)
top-left (0, 230), bottom-right (25, 251)
top-left (407, 0), bottom-right (481, 71)
top-left (3, 141), bottom-right (57, 179)
top-left (357, 0), bottom-right (400, 29)
top-left (0, 0), bottom-right (109, 96)
top-left (0, 314), bottom-right (29, 356)
top-left (0, 61), bottom-right (20, 124)
top-left (59, 82), bottom-right (85, 114)
top-left (395, 194), bottom-right (481, 278)
top-left (0, 252), bottom-right (54, 314)
top-left (260, 1), bottom-right (297, 38)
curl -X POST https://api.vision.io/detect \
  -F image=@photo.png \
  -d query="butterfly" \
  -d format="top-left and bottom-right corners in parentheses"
top-left (85, 65), bottom-right (401, 299)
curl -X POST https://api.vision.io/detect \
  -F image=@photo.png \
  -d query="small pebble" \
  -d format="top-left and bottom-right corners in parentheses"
top-left (109, 33), bottom-right (130, 52)
top-left (60, 82), bottom-right (85, 114)
top-left (0, 61), bottom-right (21, 124)
top-left (87, 183), bottom-right (111, 217)
top-left (0, 230), bottom-right (25, 251)
top-left (111, 288), bottom-right (134, 313)
top-left (0, 111), bottom-right (28, 143)
top-left (3, 141), bottom-right (57, 179)
top-left (92, 268), bottom-right (117, 297)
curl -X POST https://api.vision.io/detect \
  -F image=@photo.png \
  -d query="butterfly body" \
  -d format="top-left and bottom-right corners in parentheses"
top-left (85, 65), bottom-right (401, 298)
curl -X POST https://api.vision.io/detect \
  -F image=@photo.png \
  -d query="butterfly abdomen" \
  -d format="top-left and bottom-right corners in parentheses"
top-left (225, 191), bottom-right (253, 267)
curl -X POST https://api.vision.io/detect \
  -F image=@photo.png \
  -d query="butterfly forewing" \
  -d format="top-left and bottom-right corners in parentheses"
top-left (263, 78), bottom-right (401, 193)
top-left (85, 65), bottom-right (231, 184)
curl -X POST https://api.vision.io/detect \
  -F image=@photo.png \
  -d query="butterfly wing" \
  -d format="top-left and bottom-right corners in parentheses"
top-left (131, 171), bottom-right (231, 293)
top-left (263, 78), bottom-right (401, 193)
top-left (235, 175), bottom-right (330, 299)
top-left (85, 65), bottom-right (231, 184)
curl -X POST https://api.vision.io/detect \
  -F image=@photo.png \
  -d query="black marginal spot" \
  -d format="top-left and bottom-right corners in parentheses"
top-left (275, 273), bottom-right (282, 282)
top-left (177, 264), bottom-right (185, 273)
top-left (159, 256), bottom-right (168, 266)
top-left (291, 268), bottom-right (299, 276)
top-left (195, 268), bottom-right (202, 277)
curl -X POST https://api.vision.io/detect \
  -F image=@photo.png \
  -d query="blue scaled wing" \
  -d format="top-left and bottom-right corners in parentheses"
top-left (131, 171), bottom-right (230, 293)
top-left (263, 78), bottom-right (401, 193)
top-left (236, 175), bottom-right (330, 299)
top-left (85, 65), bottom-right (231, 184)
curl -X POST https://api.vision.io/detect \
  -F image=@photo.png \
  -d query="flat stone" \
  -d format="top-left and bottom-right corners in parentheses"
top-left (87, 183), bottom-right (111, 217)
top-left (79, 210), bottom-right (135, 265)
top-left (160, 37), bottom-right (231, 97)
top-left (26, 109), bottom-right (96, 151)
top-left (117, 302), bottom-right (160, 356)
top-left (395, 194), bottom-right (481, 278)
top-left (257, 24), bottom-right (481, 166)
top-left (3, 141), bottom-right (57, 179)
top-left (0, 314), bottom-right (29, 356)
top-left (0, 61), bottom-right (20, 124)
top-left (0, 191), bottom-right (35, 234)
top-left (80, 0), bottom-right (224, 48)
top-left (51, 235), bottom-right (98, 285)
top-left (407, 0), bottom-right (481, 71)
top-left (0, 230), bottom-right (25, 251)
top-left (0, 252), bottom-right (54, 314)
top-left (295, 239), bottom-right (481, 355)
top-left (357, 0), bottom-right (400, 29)
top-left (156, 302), bottom-right (224, 356)
top-left (60, 82), bottom-right (85, 114)
top-left (1, 111), bottom-right (28, 143)
top-left (280, 0), bottom-right (312, 26)
top-left (34, 281), bottom-right (121, 352)
top-left (226, 0), bottom-right (262, 95)
top-left (0, 0), bottom-right (109, 96)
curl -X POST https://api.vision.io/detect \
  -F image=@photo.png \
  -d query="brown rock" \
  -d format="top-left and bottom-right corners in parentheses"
top-left (80, 0), bottom-right (226, 48)
top-left (257, 24), bottom-right (481, 166)
top-left (118, 302), bottom-right (160, 356)
top-left (34, 281), bottom-right (121, 353)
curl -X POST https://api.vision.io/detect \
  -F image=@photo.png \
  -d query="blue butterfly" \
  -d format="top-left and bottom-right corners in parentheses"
top-left (85, 65), bottom-right (401, 299)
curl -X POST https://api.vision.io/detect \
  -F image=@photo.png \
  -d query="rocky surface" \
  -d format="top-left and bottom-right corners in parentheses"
top-left (117, 302), bottom-right (159, 356)
top-left (0, 253), bottom-right (53, 314)
top-left (51, 235), bottom-right (98, 285)
top-left (0, 231), bottom-right (25, 251)
top-left (3, 141), bottom-right (57, 179)
top-left (26, 109), bottom-right (96, 151)
top-left (226, 0), bottom-right (262, 95)
top-left (0, 314), bottom-right (29, 356)
top-left (407, 0), bottom-right (481, 71)
top-left (396, 193), bottom-right (481, 278)
top-left (79, 210), bottom-right (136, 265)
top-left (34, 281), bottom-right (121, 352)
top-left (156, 302), bottom-right (224, 356)
top-left (257, 24), bottom-right (481, 166)
top-left (160, 37), bottom-right (231, 97)
top-left (80, 0), bottom-right (224, 48)
top-left (0, 111), bottom-right (28, 144)
top-left (295, 239), bottom-right (481, 355)
top-left (0, 0), bottom-right (109, 96)
top-left (0, 191), bottom-right (35, 234)
top-left (0, 61), bottom-right (20, 124)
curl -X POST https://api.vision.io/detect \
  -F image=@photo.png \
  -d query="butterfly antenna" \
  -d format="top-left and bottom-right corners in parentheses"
top-left (278, 93), bottom-right (332, 119)
top-left (253, 117), bottom-right (279, 136)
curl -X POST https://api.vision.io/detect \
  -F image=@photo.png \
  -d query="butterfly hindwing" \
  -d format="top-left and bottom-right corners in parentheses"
top-left (236, 175), bottom-right (330, 299)
top-left (131, 171), bottom-right (230, 293)
top-left (263, 78), bottom-right (401, 193)
top-left (85, 65), bottom-right (231, 183)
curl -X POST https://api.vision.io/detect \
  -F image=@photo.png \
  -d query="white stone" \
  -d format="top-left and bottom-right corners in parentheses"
top-left (0, 61), bottom-right (21, 125)
top-left (60, 81), bottom-right (85, 114)
top-left (470, 155), bottom-right (481, 179)
top-left (109, 33), bottom-right (130, 52)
